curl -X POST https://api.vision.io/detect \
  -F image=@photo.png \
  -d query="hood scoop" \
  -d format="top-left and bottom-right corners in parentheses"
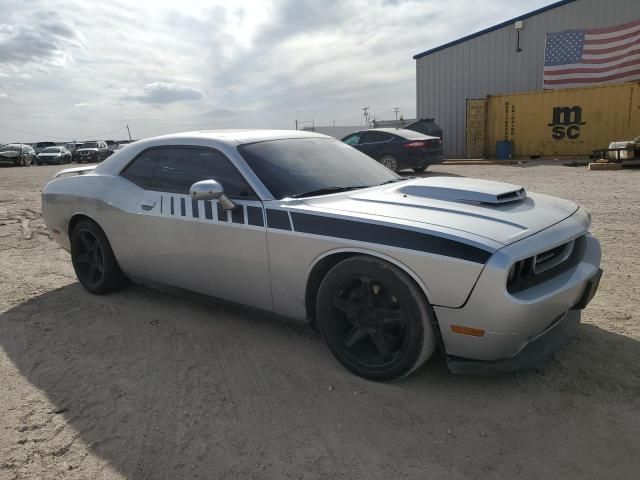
top-left (395, 177), bottom-right (526, 205)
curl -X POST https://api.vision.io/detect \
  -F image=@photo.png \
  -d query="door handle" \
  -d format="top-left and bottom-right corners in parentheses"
top-left (141, 201), bottom-right (156, 211)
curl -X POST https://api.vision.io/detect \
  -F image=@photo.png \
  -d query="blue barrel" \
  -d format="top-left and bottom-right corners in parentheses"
top-left (496, 140), bottom-right (512, 160)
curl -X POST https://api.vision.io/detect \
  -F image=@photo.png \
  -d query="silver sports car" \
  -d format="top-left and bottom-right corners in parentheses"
top-left (42, 130), bottom-right (602, 380)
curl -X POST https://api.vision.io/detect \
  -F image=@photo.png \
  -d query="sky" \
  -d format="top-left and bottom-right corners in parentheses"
top-left (0, 0), bottom-right (557, 142)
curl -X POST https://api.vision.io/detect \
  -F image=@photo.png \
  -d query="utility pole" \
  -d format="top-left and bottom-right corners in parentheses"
top-left (393, 107), bottom-right (399, 120)
top-left (362, 107), bottom-right (369, 127)
top-left (126, 124), bottom-right (132, 141)
top-left (295, 120), bottom-right (298, 130)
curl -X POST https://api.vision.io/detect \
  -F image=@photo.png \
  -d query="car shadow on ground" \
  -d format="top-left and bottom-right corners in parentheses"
top-left (1, 283), bottom-right (639, 478)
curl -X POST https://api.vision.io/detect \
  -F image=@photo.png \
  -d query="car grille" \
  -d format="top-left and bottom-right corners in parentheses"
top-left (507, 236), bottom-right (584, 293)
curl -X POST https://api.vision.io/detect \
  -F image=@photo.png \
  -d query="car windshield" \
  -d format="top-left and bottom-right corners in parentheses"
top-left (42, 147), bottom-right (61, 153)
top-left (81, 142), bottom-right (98, 148)
top-left (238, 137), bottom-right (400, 199)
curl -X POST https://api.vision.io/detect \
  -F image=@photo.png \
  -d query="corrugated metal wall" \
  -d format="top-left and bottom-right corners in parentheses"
top-left (415, 0), bottom-right (640, 158)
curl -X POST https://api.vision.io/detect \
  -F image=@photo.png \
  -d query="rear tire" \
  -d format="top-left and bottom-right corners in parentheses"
top-left (380, 155), bottom-right (399, 172)
top-left (316, 256), bottom-right (436, 381)
top-left (71, 220), bottom-right (129, 294)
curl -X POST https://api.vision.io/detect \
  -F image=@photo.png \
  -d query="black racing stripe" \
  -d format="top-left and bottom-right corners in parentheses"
top-left (217, 202), bottom-right (227, 222)
top-left (204, 201), bottom-right (213, 220)
top-left (160, 196), bottom-right (163, 214)
top-left (192, 199), bottom-right (199, 218)
top-left (247, 206), bottom-right (264, 226)
top-left (232, 206), bottom-right (244, 224)
top-left (290, 212), bottom-right (492, 264)
top-left (266, 209), bottom-right (291, 230)
top-left (180, 198), bottom-right (186, 216)
top-left (170, 197), bottom-right (174, 215)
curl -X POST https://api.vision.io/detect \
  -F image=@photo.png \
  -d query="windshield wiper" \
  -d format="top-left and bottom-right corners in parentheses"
top-left (292, 186), bottom-right (369, 198)
top-left (378, 178), bottom-right (405, 186)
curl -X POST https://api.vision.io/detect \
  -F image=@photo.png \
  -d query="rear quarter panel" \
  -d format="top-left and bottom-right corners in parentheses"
top-left (42, 174), bottom-right (148, 278)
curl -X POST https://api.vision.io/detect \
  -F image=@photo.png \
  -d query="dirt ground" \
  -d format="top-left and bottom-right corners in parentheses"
top-left (0, 161), bottom-right (639, 480)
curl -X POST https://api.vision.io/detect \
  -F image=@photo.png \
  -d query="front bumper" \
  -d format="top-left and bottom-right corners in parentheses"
top-left (434, 208), bottom-right (601, 366)
top-left (447, 308), bottom-right (581, 374)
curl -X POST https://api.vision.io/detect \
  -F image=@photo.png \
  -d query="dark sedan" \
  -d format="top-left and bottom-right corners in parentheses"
top-left (341, 128), bottom-right (442, 172)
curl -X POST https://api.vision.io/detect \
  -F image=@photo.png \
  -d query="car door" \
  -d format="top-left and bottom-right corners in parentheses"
top-left (357, 131), bottom-right (389, 159)
top-left (121, 146), bottom-right (273, 311)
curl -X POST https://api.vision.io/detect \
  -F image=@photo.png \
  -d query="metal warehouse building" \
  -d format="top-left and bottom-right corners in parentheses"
top-left (414, 0), bottom-right (640, 158)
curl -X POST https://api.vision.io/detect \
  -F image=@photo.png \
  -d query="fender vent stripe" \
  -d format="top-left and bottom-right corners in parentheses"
top-left (192, 199), bottom-right (199, 218)
top-left (217, 202), bottom-right (227, 222)
top-left (290, 212), bottom-right (492, 264)
top-left (180, 198), bottom-right (186, 216)
top-left (170, 197), bottom-right (174, 215)
top-left (247, 206), bottom-right (264, 226)
top-left (266, 209), bottom-right (291, 230)
top-left (204, 201), bottom-right (213, 220)
top-left (232, 205), bottom-right (244, 224)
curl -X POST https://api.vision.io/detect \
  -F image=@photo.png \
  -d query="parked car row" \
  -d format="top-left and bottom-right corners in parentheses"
top-left (0, 140), bottom-right (133, 167)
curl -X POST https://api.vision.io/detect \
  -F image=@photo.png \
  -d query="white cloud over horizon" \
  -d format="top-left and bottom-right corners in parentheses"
top-left (0, 0), bottom-right (556, 142)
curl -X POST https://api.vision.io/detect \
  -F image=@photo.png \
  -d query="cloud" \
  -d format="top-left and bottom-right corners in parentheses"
top-left (0, 10), bottom-right (81, 66)
top-left (123, 82), bottom-right (204, 104)
top-left (0, 0), bottom-right (559, 142)
top-left (0, 92), bottom-right (8, 98)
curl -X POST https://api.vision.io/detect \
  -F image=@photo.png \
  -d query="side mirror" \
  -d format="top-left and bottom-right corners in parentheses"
top-left (189, 179), bottom-right (236, 210)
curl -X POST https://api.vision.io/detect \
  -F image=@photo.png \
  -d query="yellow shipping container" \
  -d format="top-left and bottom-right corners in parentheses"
top-left (483, 82), bottom-right (640, 158)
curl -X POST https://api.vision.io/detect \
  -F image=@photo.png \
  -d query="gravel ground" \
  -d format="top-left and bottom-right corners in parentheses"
top-left (0, 162), bottom-right (639, 480)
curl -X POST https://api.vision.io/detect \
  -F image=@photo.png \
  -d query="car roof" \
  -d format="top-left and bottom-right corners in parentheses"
top-left (354, 128), bottom-right (435, 139)
top-left (93, 129), bottom-right (333, 176)
top-left (139, 129), bottom-right (330, 145)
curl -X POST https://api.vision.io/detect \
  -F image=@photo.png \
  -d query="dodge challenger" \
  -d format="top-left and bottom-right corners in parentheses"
top-left (41, 130), bottom-right (602, 380)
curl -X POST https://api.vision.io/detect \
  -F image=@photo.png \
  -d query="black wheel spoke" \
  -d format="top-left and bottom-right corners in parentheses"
top-left (89, 264), bottom-right (100, 283)
top-left (344, 326), bottom-right (368, 348)
top-left (361, 278), bottom-right (374, 307)
top-left (370, 330), bottom-right (392, 360)
top-left (76, 253), bottom-right (91, 264)
top-left (333, 297), bottom-right (357, 318)
top-left (378, 308), bottom-right (403, 325)
top-left (79, 232), bottom-right (90, 250)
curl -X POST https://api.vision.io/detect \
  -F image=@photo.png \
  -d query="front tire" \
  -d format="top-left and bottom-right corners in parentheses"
top-left (71, 220), bottom-right (128, 294)
top-left (316, 256), bottom-right (436, 381)
top-left (380, 155), bottom-right (399, 172)
top-left (413, 165), bottom-right (428, 173)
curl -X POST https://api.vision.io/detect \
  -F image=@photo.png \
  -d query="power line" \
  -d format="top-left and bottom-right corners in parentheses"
top-left (0, 120), bottom-right (128, 141)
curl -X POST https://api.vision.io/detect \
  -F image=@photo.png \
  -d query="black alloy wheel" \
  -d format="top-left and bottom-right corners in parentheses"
top-left (73, 229), bottom-right (105, 289)
top-left (332, 276), bottom-right (409, 366)
top-left (71, 220), bottom-right (128, 294)
top-left (316, 256), bottom-right (436, 381)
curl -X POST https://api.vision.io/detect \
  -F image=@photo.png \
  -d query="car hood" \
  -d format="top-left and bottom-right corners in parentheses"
top-left (38, 152), bottom-right (61, 156)
top-left (76, 148), bottom-right (98, 153)
top-left (299, 177), bottom-right (579, 246)
top-left (0, 150), bottom-right (20, 157)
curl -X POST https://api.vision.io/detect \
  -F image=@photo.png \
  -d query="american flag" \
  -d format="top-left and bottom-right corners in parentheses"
top-left (543, 19), bottom-right (640, 89)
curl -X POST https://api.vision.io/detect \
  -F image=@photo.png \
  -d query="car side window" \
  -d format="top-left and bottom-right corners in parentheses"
top-left (359, 132), bottom-right (391, 144)
top-left (342, 133), bottom-right (360, 145)
top-left (150, 147), bottom-right (255, 198)
top-left (120, 150), bottom-right (159, 189)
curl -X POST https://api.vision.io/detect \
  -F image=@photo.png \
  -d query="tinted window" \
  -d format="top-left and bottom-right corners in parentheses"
top-left (359, 131), bottom-right (392, 144)
top-left (238, 138), bottom-right (399, 199)
top-left (342, 133), bottom-right (360, 145)
top-left (150, 147), bottom-right (254, 197)
top-left (121, 150), bottom-right (158, 189)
